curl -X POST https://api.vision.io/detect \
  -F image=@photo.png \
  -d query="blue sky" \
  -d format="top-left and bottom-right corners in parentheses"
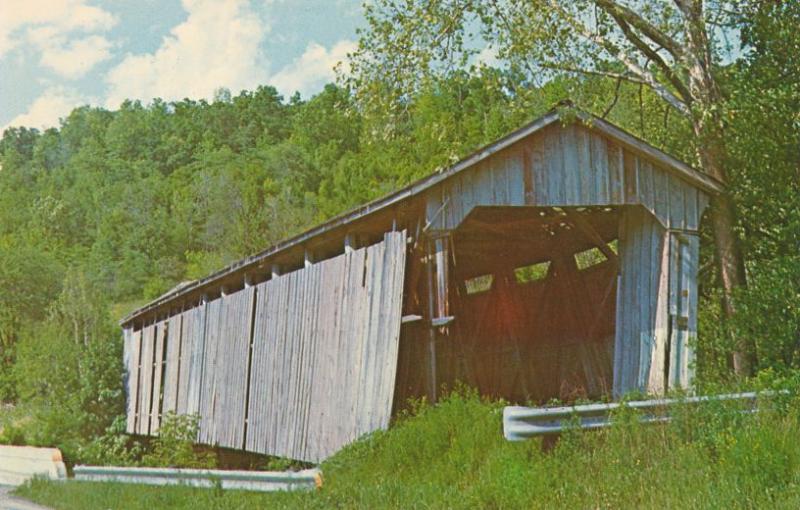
top-left (0, 0), bottom-right (364, 132)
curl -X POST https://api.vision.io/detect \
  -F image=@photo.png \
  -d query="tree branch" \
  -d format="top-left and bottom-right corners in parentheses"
top-left (602, 77), bottom-right (623, 118)
top-left (601, 7), bottom-right (694, 104)
top-left (488, 0), bottom-right (540, 80)
top-left (544, 0), bottom-right (691, 116)
top-left (540, 63), bottom-right (647, 84)
top-left (673, 0), bottom-right (702, 20)
top-left (593, 0), bottom-right (684, 58)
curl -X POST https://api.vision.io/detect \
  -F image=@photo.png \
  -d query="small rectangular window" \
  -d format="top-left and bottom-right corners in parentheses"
top-left (575, 247), bottom-right (608, 270)
top-left (514, 261), bottom-right (550, 284)
top-left (465, 274), bottom-right (493, 295)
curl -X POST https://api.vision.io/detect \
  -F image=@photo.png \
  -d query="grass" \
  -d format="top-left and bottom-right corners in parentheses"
top-left (16, 389), bottom-right (800, 509)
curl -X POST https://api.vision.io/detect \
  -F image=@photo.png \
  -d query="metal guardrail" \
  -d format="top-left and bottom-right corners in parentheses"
top-left (0, 445), bottom-right (67, 486)
top-left (503, 391), bottom-right (783, 441)
top-left (73, 465), bottom-right (322, 492)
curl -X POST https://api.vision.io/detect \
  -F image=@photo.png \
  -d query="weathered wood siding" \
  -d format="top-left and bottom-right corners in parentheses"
top-left (612, 208), bottom-right (700, 396)
top-left (613, 208), bottom-right (664, 395)
top-left (161, 313), bottom-right (183, 415)
top-left (183, 305), bottom-right (206, 417)
top-left (124, 327), bottom-right (138, 434)
top-left (149, 322), bottom-right (167, 433)
top-left (425, 124), bottom-right (709, 232)
top-left (124, 231), bottom-right (406, 462)
top-left (136, 323), bottom-right (156, 435)
top-left (203, 288), bottom-right (254, 449)
top-left (197, 298), bottom-right (222, 444)
top-left (246, 231), bottom-right (407, 462)
top-left (667, 232), bottom-right (699, 389)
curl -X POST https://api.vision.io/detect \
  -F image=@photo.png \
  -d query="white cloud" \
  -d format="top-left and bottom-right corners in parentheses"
top-left (1, 87), bottom-right (88, 132)
top-left (270, 39), bottom-right (355, 98)
top-left (0, 0), bottom-right (117, 80)
top-left (37, 34), bottom-right (113, 79)
top-left (104, 0), bottom-right (270, 108)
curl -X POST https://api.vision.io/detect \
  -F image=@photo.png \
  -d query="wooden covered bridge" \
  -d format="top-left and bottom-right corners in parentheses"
top-left (121, 105), bottom-right (722, 462)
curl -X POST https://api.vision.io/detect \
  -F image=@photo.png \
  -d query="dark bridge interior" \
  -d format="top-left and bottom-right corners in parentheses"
top-left (394, 206), bottom-right (620, 408)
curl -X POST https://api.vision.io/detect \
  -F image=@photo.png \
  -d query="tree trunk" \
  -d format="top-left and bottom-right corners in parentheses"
top-left (708, 189), bottom-right (751, 375)
top-left (679, 1), bottom-right (753, 377)
top-left (696, 132), bottom-right (752, 377)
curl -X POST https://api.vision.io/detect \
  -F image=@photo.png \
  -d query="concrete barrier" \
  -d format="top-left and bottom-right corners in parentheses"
top-left (0, 445), bottom-right (67, 486)
top-left (73, 465), bottom-right (322, 492)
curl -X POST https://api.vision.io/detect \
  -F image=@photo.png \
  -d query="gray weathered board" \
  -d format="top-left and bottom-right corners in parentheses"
top-left (424, 123), bottom-right (709, 233)
top-left (123, 327), bottom-right (138, 434)
top-left (611, 209), bottom-right (699, 396)
top-left (124, 231), bottom-right (407, 462)
top-left (246, 231), bottom-right (407, 462)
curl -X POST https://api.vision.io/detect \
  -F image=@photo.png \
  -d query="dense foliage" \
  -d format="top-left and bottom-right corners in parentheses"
top-left (697, 1), bottom-right (800, 380)
top-left (0, 0), bottom-right (796, 471)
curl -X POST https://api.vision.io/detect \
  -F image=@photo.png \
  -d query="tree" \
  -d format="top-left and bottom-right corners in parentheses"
top-left (716, 1), bottom-right (800, 375)
top-left (350, 0), bottom-right (753, 375)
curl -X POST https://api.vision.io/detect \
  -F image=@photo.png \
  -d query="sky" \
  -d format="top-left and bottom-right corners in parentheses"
top-left (0, 0), bottom-right (364, 132)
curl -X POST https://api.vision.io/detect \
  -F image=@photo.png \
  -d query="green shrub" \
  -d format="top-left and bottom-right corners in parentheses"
top-left (0, 421), bottom-right (26, 445)
top-left (141, 413), bottom-right (216, 469)
top-left (262, 456), bottom-right (306, 472)
top-left (733, 256), bottom-right (800, 372)
top-left (698, 256), bottom-right (800, 384)
top-left (78, 415), bottom-right (142, 466)
top-left (10, 270), bottom-right (126, 463)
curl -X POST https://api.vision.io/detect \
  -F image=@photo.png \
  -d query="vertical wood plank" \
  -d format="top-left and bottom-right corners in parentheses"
top-left (576, 126), bottom-right (591, 203)
top-left (669, 175), bottom-right (685, 229)
top-left (561, 125), bottom-right (580, 205)
top-left (508, 149), bottom-right (526, 206)
top-left (590, 131), bottom-right (610, 205)
top-left (149, 321), bottom-right (167, 434)
top-left (684, 186), bottom-right (699, 231)
top-left (161, 313), bottom-right (182, 415)
top-left (126, 328), bottom-right (141, 434)
top-left (682, 234), bottom-right (700, 387)
top-left (653, 165), bottom-right (669, 227)
top-left (668, 234), bottom-right (682, 388)
top-left (528, 135), bottom-right (545, 205)
top-left (623, 152), bottom-right (638, 204)
top-left (638, 160), bottom-right (656, 217)
top-left (138, 323), bottom-right (156, 435)
top-left (607, 141), bottom-right (624, 204)
top-left (544, 126), bottom-right (564, 205)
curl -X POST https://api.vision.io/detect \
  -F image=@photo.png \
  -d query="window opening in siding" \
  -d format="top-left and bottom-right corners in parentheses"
top-left (575, 247), bottom-right (608, 270)
top-left (514, 261), bottom-right (551, 284)
top-left (464, 274), bottom-right (494, 295)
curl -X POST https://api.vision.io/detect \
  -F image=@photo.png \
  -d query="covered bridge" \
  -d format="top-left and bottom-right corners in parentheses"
top-left (121, 105), bottom-right (722, 463)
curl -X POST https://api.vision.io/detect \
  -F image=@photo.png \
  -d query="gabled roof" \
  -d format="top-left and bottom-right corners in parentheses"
top-left (121, 104), bottom-right (723, 326)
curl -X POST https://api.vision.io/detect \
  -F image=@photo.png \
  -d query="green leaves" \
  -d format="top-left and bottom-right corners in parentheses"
top-left (141, 413), bottom-right (216, 469)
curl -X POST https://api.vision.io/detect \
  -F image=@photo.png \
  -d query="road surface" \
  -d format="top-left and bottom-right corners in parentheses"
top-left (0, 486), bottom-right (52, 510)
